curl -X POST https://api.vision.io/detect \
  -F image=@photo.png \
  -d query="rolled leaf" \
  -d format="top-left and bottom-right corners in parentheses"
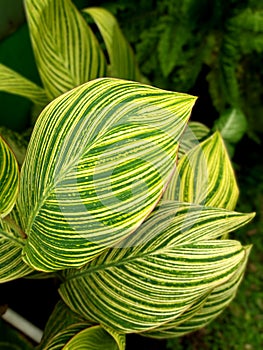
top-left (144, 245), bottom-right (251, 338)
top-left (0, 136), bottom-right (19, 218)
top-left (63, 325), bottom-right (125, 350)
top-left (59, 201), bottom-right (254, 333)
top-left (0, 63), bottom-right (48, 107)
top-left (83, 7), bottom-right (141, 81)
top-left (164, 132), bottom-right (239, 210)
top-left (24, 0), bottom-right (107, 100)
top-left (18, 78), bottom-right (196, 271)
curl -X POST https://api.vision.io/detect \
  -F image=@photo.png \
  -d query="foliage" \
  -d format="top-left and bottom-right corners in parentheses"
top-left (104, 0), bottom-right (263, 143)
top-left (0, 0), bottom-right (257, 349)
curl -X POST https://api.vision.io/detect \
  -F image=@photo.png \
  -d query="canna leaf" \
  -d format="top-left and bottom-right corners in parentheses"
top-left (59, 201), bottom-right (254, 333)
top-left (164, 132), bottom-right (239, 210)
top-left (24, 0), bottom-right (107, 100)
top-left (0, 207), bottom-right (32, 283)
top-left (144, 245), bottom-right (251, 338)
top-left (39, 300), bottom-right (93, 350)
top-left (0, 136), bottom-right (19, 218)
top-left (0, 63), bottom-right (48, 107)
top-left (18, 78), bottom-right (196, 271)
top-left (63, 325), bottom-right (125, 350)
top-left (83, 7), bottom-right (141, 81)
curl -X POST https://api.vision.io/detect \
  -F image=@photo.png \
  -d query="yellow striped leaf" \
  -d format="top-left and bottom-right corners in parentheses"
top-left (83, 7), bottom-right (141, 81)
top-left (24, 0), bottom-right (107, 100)
top-left (63, 325), bottom-right (125, 350)
top-left (18, 78), bottom-right (196, 271)
top-left (0, 63), bottom-right (48, 107)
top-left (0, 136), bottom-right (19, 218)
top-left (39, 300), bottom-right (93, 350)
top-left (144, 245), bottom-right (251, 338)
top-left (0, 207), bottom-right (32, 283)
top-left (59, 201), bottom-right (254, 333)
top-left (164, 132), bottom-right (239, 210)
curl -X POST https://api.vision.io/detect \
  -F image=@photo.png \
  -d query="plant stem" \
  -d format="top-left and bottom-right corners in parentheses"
top-left (3, 215), bottom-right (27, 239)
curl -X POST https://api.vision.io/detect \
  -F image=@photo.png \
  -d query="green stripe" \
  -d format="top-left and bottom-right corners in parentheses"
top-left (83, 7), bottom-right (141, 81)
top-left (24, 0), bottom-right (107, 100)
top-left (18, 78), bottom-right (196, 271)
top-left (164, 132), bottom-right (239, 210)
top-left (59, 201), bottom-right (253, 333)
top-left (0, 136), bottom-right (19, 218)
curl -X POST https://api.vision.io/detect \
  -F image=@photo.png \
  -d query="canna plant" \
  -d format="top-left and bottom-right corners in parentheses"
top-left (0, 77), bottom-right (255, 348)
top-left (0, 0), bottom-right (255, 348)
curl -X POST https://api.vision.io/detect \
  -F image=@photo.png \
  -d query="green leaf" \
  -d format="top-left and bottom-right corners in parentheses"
top-left (0, 207), bottom-right (32, 283)
top-left (18, 78), bottom-right (196, 271)
top-left (39, 324), bottom-right (92, 350)
top-left (0, 136), bottom-right (19, 218)
top-left (59, 201), bottom-right (254, 333)
top-left (146, 245), bottom-right (251, 338)
top-left (24, 0), bottom-right (107, 100)
top-left (0, 63), bottom-right (48, 107)
top-left (214, 108), bottom-right (247, 144)
top-left (83, 7), bottom-right (141, 81)
top-left (38, 300), bottom-right (92, 350)
top-left (178, 121), bottom-right (210, 158)
top-left (63, 325), bottom-right (125, 350)
top-left (164, 132), bottom-right (239, 210)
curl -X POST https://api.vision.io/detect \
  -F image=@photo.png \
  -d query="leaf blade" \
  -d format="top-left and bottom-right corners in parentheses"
top-left (83, 7), bottom-right (141, 81)
top-left (24, 0), bottom-right (107, 100)
top-left (0, 63), bottom-right (48, 106)
top-left (0, 136), bottom-right (19, 218)
top-left (18, 78), bottom-right (196, 271)
top-left (164, 132), bottom-right (239, 210)
top-left (59, 201), bottom-right (253, 333)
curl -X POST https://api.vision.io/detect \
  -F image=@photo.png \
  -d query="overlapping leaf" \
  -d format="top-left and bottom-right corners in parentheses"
top-left (0, 63), bottom-right (48, 107)
top-left (178, 121), bottom-right (210, 158)
top-left (144, 245), bottom-right (251, 338)
top-left (18, 78), bottom-right (196, 271)
top-left (164, 132), bottom-right (239, 210)
top-left (0, 136), bottom-right (19, 218)
top-left (83, 7), bottom-right (141, 81)
top-left (39, 300), bottom-right (125, 350)
top-left (63, 326), bottom-right (125, 350)
top-left (0, 207), bottom-right (32, 283)
top-left (59, 201), bottom-right (254, 333)
top-left (24, 0), bottom-right (107, 100)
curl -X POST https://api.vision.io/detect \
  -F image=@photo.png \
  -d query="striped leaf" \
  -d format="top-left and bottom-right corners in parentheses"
top-left (0, 136), bottom-right (19, 218)
top-left (18, 78), bottom-right (196, 271)
top-left (59, 201), bottom-right (254, 333)
top-left (0, 207), bottom-right (32, 283)
top-left (63, 325), bottom-right (125, 350)
top-left (24, 0), bottom-right (107, 100)
top-left (144, 245), bottom-right (251, 338)
top-left (39, 324), bottom-right (92, 350)
top-left (39, 301), bottom-right (125, 350)
top-left (0, 63), bottom-right (48, 107)
top-left (164, 132), bottom-right (239, 210)
top-left (178, 121), bottom-right (210, 158)
top-left (39, 300), bottom-right (93, 350)
top-left (83, 7), bottom-right (141, 81)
